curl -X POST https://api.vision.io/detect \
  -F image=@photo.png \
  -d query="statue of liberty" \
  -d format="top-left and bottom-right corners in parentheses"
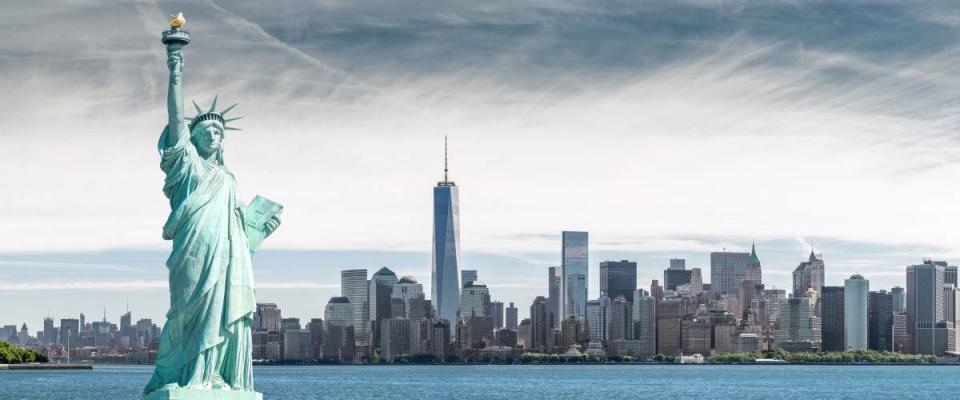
top-left (145, 13), bottom-right (280, 399)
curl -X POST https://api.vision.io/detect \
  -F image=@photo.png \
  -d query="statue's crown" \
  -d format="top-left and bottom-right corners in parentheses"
top-left (188, 96), bottom-right (243, 132)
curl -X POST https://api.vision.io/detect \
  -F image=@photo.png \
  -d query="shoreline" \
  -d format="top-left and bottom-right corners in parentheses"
top-left (0, 364), bottom-right (93, 370)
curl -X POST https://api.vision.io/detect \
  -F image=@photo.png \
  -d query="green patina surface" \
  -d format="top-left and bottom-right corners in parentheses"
top-left (145, 17), bottom-right (278, 399)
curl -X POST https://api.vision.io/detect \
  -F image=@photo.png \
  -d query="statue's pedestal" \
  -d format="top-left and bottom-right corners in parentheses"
top-left (144, 389), bottom-right (263, 400)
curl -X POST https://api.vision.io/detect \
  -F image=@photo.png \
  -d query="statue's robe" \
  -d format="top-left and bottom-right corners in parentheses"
top-left (145, 125), bottom-right (255, 393)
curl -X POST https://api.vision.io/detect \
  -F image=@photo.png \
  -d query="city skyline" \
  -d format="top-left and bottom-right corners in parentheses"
top-left (3, 0), bottom-right (960, 335)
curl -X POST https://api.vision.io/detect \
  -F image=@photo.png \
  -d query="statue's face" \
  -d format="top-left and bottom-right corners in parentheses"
top-left (192, 120), bottom-right (224, 157)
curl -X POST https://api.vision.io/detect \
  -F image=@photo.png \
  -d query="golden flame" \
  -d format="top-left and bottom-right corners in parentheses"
top-left (169, 12), bottom-right (185, 29)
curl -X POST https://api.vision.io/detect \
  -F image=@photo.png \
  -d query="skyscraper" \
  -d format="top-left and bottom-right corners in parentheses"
top-left (562, 231), bottom-right (589, 321)
top-left (392, 275), bottom-right (424, 318)
top-left (891, 286), bottom-right (906, 314)
top-left (432, 136), bottom-right (462, 328)
top-left (844, 275), bottom-right (869, 351)
top-left (793, 251), bottom-right (825, 298)
top-left (746, 243), bottom-right (763, 285)
top-left (506, 302), bottom-right (519, 330)
top-left (586, 297), bottom-right (610, 343)
top-left (341, 269), bottom-right (369, 336)
top-left (529, 296), bottom-right (550, 352)
top-left (868, 290), bottom-right (894, 352)
top-left (907, 260), bottom-right (945, 354)
top-left (607, 296), bottom-right (633, 342)
top-left (461, 270), bottom-right (478, 287)
top-left (600, 260), bottom-right (637, 303)
top-left (632, 291), bottom-right (656, 358)
top-left (490, 301), bottom-right (504, 329)
top-left (548, 266), bottom-right (562, 329)
top-left (459, 281), bottom-right (490, 319)
top-left (369, 267), bottom-right (398, 325)
top-left (820, 286), bottom-right (845, 352)
top-left (710, 251), bottom-right (751, 297)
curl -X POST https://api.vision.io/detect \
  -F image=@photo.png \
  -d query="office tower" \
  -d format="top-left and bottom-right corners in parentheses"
top-left (607, 296), bottom-right (633, 342)
top-left (461, 270), bottom-right (478, 287)
top-left (548, 267), bottom-right (562, 329)
top-left (891, 286), bottom-right (906, 314)
top-left (496, 328), bottom-right (518, 348)
top-left (369, 267), bottom-right (398, 323)
top-left (341, 269), bottom-right (370, 336)
top-left (868, 290), bottom-right (894, 351)
top-left (946, 266), bottom-right (958, 287)
top-left (406, 295), bottom-right (431, 320)
top-left (651, 280), bottom-right (664, 301)
top-left (307, 318), bottom-right (324, 359)
top-left (793, 250), bottom-right (826, 298)
top-left (928, 322), bottom-right (957, 354)
top-left (907, 260), bottom-right (945, 354)
top-left (820, 286), bottom-right (845, 352)
top-left (120, 311), bottom-right (132, 341)
top-left (426, 319), bottom-right (449, 358)
top-left (59, 318), bottom-right (79, 351)
top-left (79, 313), bottom-right (85, 332)
top-left (844, 275), bottom-right (869, 351)
top-left (560, 317), bottom-right (583, 348)
top-left (710, 251), bottom-right (751, 296)
top-left (738, 334), bottom-right (760, 352)
top-left (746, 243), bottom-right (763, 285)
top-left (776, 297), bottom-right (820, 351)
top-left (43, 317), bottom-right (55, 346)
top-left (283, 329), bottom-right (312, 361)
top-left (432, 137), bottom-right (462, 328)
top-left (562, 231), bottom-right (589, 321)
top-left (517, 319), bottom-right (532, 349)
top-left (893, 313), bottom-right (911, 353)
top-left (600, 260), bottom-right (638, 302)
top-left (506, 302), bottom-right (519, 330)
top-left (633, 291), bottom-right (656, 358)
top-left (689, 268), bottom-right (704, 295)
top-left (530, 296), bottom-right (550, 352)
top-left (459, 281), bottom-right (490, 319)
top-left (681, 318), bottom-right (711, 355)
top-left (392, 275), bottom-right (424, 318)
top-left (669, 258), bottom-right (686, 270)
top-left (325, 297), bottom-right (354, 328)
top-left (381, 318), bottom-right (415, 361)
top-left (763, 289), bottom-right (787, 326)
top-left (714, 321), bottom-right (738, 353)
top-left (656, 298), bottom-right (682, 356)
top-left (736, 281), bottom-right (765, 322)
top-left (281, 317), bottom-right (301, 332)
top-left (490, 301), bottom-right (504, 329)
top-left (586, 297), bottom-right (611, 343)
top-left (256, 303), bottom-right (282, 332)
top-left (467, 316), bottom-right (495, 348)
top-left (664, 268), bottom-right (693, 292)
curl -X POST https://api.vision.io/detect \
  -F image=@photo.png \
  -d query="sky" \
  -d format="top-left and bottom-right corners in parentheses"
top-left (1, 0), bottom-right (959, 329)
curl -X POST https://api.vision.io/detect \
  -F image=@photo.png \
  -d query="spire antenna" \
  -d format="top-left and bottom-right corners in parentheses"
top-left (444, 135), bottom-right (449, 183)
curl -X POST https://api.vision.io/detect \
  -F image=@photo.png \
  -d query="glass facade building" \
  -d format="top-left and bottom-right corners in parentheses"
top-left (600, 260), bottom-right (637, 303)
top-left (562, 231), bottom-right (589, 321)
top-left (432, 179), bottom-right (461, 328)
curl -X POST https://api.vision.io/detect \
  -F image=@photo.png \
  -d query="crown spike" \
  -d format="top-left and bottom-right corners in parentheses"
top-left (209, 95), bottom-right (218, 113)
top-left (192, 100), bottom-right (203, 114)
top-left (221, 103), bottom-right (239, 116)
top-left (224, 116), bottom-right (244, 123)
top-left (224, 127), bottom-right (242, 131)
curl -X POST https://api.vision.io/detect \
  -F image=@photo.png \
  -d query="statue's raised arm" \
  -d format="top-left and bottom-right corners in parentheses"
top-left (162, 12), bottom-right (189, 147)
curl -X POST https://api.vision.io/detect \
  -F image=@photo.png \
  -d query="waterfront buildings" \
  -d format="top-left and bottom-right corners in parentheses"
top-left (529, 297), bottom-right (550, 352)
top-left (844, 275), bottom-right (869, 351)
top-left (562, 231), bottom-right (589, 322)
